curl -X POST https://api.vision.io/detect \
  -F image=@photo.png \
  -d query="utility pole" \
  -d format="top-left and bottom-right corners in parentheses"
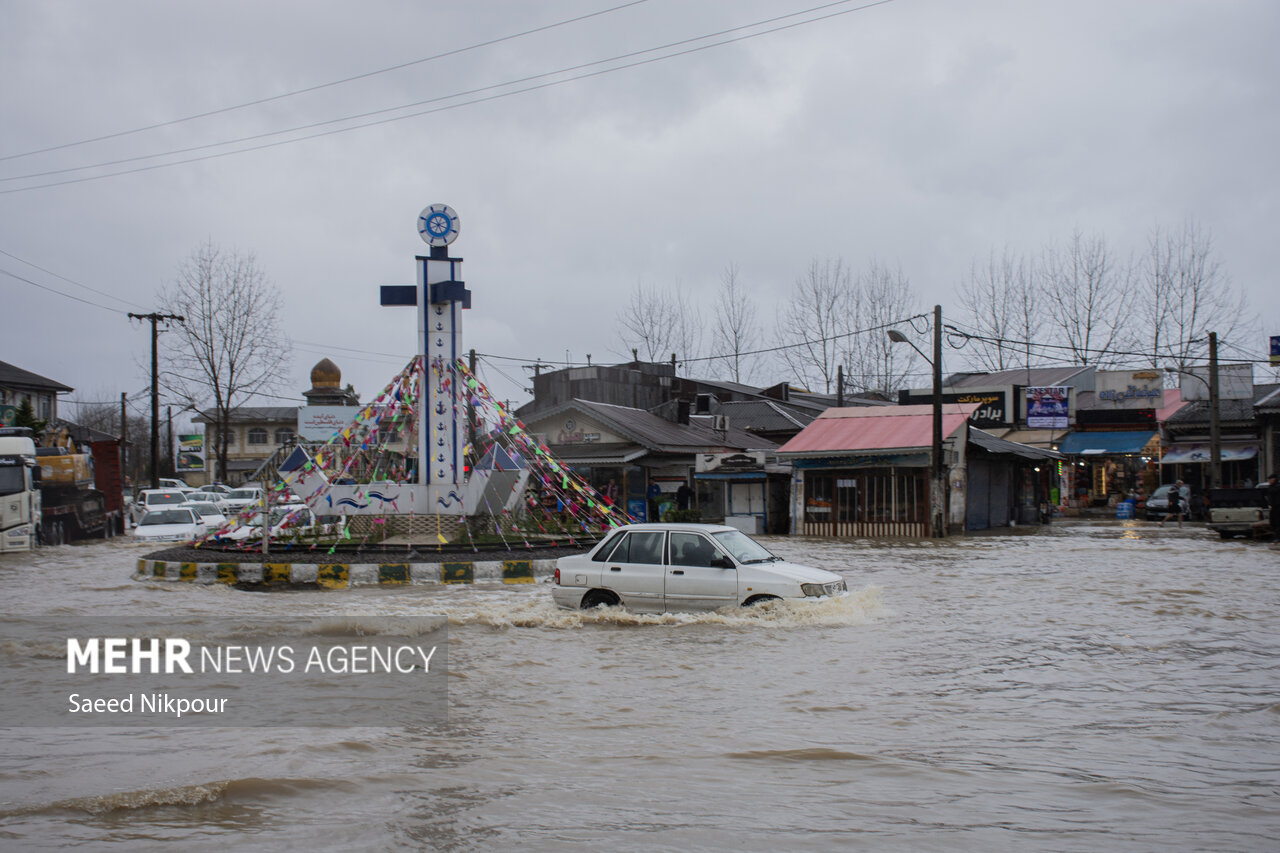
top-left (120, 392), bottom-right (128, 494)
top-left (931, 304), bottom-right (945, 538)
top-left (836, 365), bottom-right (844, 408)
top-left (129, 312), bottom-right (184, 490)
top-left (166, 405), bottom-right (173, 478)
top-left (1209, 331), bottom-right (1222, 489)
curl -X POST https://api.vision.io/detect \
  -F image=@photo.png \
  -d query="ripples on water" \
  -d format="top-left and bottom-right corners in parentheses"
top-left (0, 524), bottom-right (1278, 851)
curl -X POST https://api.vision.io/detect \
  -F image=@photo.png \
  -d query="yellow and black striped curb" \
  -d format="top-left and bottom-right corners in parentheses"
top-left (134, 557), bottom-right (552, 588)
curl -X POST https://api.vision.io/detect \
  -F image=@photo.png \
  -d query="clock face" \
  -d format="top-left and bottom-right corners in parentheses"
top-left (417, 204), bottom-right (460, 246)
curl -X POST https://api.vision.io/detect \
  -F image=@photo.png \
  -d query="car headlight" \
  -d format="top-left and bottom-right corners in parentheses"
top-left (801, 579), bottom-right (847, 597)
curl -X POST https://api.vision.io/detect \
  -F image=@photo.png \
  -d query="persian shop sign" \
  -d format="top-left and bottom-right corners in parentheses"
top-left (297, 406), bottom-right (361, 441)
top-left (1094, 370), bottom-right (1164, 409)
top-left (900, 390), bottom-right (1007, 427)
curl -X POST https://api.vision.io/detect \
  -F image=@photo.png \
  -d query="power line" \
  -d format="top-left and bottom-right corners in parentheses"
top-left (0, 248), bottom-right (147, 310)
top-left (943, 322), bottom-right (1211, 363)
top-left (1, 266), bottom-right (126, 313)
top-left (0, 0), bottom-right (653, 164)
top-left (0, 0), bottom-right (897, 194)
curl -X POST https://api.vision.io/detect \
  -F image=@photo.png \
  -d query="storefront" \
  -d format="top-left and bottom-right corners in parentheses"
top-left (1160, 441), bottom-right (1261, 488)
top-left (1056, 430), bottom-right (1159, 506)
top-left (794, 460), bottom-right (929, 538)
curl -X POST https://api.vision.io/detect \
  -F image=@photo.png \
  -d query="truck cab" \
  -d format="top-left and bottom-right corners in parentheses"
top-left (0, 428), bottom-right (41, 552)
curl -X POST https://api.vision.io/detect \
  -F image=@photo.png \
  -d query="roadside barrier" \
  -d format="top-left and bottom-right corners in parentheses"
top-left (135, 557), bottom-right (553, 588)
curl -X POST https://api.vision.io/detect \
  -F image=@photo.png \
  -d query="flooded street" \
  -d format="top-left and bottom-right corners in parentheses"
top-left (2, 522), bottom-right (1278, 851)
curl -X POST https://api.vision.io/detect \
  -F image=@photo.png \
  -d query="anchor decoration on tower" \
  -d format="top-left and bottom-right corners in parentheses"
top-left (374, 204), bottom-right (472, 514)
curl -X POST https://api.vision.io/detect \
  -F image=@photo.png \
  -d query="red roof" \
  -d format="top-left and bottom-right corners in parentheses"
top-left (777, 403), bottom-right (980, 455)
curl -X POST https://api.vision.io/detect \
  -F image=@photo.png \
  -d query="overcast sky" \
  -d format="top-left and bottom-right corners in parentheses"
top-left (4, 0), bottom-right (1277, 427)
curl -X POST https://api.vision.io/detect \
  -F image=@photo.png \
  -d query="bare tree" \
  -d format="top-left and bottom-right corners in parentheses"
top-left (159, 242), bottom-right (291, 482)
top-left (1138, 219), bottom-right (1250, 376)
top-left (1038, 230), bottom-right (1132, 367)
top-left (775, 258), bottom-right (853, 393)
top-left (70, 397), bottom-right (156, 486)
top-left (957, 247), bottom-right (1044, 371)
top-left (843, 260), bottom-right (921, 396)
top-left (710, 263), bottom-right (759, 383)
top-left (615, 279), bottom-right (704, 373)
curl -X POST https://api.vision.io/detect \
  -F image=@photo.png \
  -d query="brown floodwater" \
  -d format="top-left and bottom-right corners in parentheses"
top-left (1, 521), bottom-right (1277, 851)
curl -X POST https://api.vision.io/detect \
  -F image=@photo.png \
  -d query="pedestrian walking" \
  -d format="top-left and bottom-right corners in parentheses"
top-left (1159, 480), bottom-right (1186, 528)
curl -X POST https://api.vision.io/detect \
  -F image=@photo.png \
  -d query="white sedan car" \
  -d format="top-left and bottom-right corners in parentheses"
top-left (132, 507), bottom-right (205, 543)
top-left (219, 505), bottom-right (321, 542)
top-left (552, 523), bottom-right (847, 612)
top-left (178, 500), bottom-right (228, 533)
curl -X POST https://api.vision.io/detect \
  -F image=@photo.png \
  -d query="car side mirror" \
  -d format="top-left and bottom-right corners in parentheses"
top-left (711, 555), bottom-right (734, 569)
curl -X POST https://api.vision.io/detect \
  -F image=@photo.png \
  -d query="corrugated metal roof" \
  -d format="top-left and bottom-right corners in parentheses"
top-left (944, 366), bottom-right (1090, 389)
top-left (969, 427), bottom-right (1063, 460)
top-left (777, 403), bottom-right (979, 456)
top-left (714, 399), bottom-right (814, 433)
top-left (194, 406), bottom-right (298, 424)
top-left (540, 399), bottom-right (779, 453)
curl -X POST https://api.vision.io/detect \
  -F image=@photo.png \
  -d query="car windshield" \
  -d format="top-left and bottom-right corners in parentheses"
top-left (141, 510), bottom-right (195, 526)
top-left (712, 529), bottom-right (778, 564)
top-left (184, 503), bottom-right (221, 516)
top-left (228, 489), bottom-right (258, 500)
top-left (147, 493), bottom-right (186, 506)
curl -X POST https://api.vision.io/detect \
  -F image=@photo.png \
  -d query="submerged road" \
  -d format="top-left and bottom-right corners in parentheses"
top-left (1, 520), bottom-right (1277, 851)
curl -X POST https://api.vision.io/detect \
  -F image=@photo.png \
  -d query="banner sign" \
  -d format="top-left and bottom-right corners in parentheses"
top-left (297, 406), bottom-right (361, 441)
top-left (1270, 335), bottom-right (1279, 366)
top-left (1026, 386), bottom-right (1070, 428)
top-left (898, 390), bottom-right (1007, 427)
top-left (175, 433), bottom-right (204, 472)
top-left (0, 405), bottom-right (16, 427)
top-left (1093, 369), bottom-right (1164, 409)
top-left (1180, 364), bottom-right (1253, 401)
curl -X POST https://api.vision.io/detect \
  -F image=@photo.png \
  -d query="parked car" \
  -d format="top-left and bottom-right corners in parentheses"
top-left (131, 489), bottom-right (191, 525)
top-left (132, 507), bottom-right (204, 543)
top-left (1144, 484), bottom-right (1194, 520)
top-left (1206, 487), bottom-right (1270, 539)
top-left (219, 505), bottom-right (323, 542)
top-left (178, 500), bottom-right (228, 533)
top-left (194, 483), bottom-right (233, 496)
top-left (157, 478), bottom-right (195, 493)
top-left (552, 523), bottom-right (848, 612)
top-left (221, 486), bottom-right (265, 513)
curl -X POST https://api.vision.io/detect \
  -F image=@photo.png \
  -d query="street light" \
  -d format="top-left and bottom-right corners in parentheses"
top-left (889, 305), bottom-right (945, 538)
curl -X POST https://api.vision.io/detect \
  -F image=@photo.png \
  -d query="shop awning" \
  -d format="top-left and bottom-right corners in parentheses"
top-left (1160, 442), bottom-right (1259, 464)
top-left (969, 428), bottom-right (1064, 460)
top-left (548, 445), bottom-right (648, 465)
top-left (1056, 431), bottom-right (1156, 456)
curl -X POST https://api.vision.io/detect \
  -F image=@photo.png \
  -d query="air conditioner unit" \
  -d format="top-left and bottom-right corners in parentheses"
top-left (711, 415), bottom-right (729, 431)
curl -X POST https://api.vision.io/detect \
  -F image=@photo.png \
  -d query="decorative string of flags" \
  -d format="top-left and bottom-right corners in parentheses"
top-left (191, 356), bottom-right (627, 552)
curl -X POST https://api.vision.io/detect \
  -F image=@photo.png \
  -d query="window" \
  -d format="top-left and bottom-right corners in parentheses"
top-left (611, 531), bottom-right (665, 564)
top-left (247, 428), bottom-right (268, 445)
top-left (592, 529), bottom-right (628, 562)
top-left (274, 428), bottom-right (293, 445)
top-left (670, 533), bottom-right (719, 567)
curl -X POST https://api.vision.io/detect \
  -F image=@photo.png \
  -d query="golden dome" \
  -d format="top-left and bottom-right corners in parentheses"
top-left (310, 358), bottom-right (341, 388)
